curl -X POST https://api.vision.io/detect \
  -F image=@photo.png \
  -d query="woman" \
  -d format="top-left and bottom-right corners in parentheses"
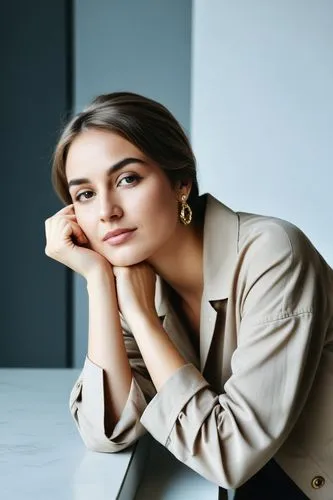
top-left (45, 92), bottom-right (333, 499)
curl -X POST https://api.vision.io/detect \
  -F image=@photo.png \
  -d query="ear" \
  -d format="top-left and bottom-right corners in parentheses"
top-left (175, 179), bottom-right (193, 201)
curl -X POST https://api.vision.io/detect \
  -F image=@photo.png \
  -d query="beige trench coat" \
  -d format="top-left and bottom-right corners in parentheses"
top-left (70, 194), bottom-right (333, 499)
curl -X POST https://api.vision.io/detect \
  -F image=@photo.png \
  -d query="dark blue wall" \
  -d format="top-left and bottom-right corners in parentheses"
top-left (0, 1), bottom-right (73, 367)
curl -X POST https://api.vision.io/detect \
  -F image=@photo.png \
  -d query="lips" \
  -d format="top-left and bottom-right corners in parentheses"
top-left (103, 228), bottom-right (135, 241)
top-left (102, 228), bottom-right (137, 246)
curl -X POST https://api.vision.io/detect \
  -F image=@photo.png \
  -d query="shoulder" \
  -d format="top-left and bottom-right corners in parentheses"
top-left (235, 211), bottom-right (327, 319)
top-left (205, 193), bottom-right (317, 264)
top-left (237, 211), bottom-right (318, 266)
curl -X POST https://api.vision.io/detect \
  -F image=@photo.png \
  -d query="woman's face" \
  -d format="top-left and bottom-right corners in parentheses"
top-left (65, 128), bottom-right (187, 267)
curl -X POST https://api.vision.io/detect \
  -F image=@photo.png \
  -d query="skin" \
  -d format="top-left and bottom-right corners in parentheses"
top-left (65, 128), bottom-right (205, 332)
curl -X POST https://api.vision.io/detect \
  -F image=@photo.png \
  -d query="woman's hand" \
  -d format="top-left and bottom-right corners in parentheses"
top-left (44, 204), bottom-right (109, 279)
top-left (112, 263), bottom-right (158, 328)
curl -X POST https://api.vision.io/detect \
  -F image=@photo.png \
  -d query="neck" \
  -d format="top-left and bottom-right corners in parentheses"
top-left (148, 220), bottom-right (204, 305)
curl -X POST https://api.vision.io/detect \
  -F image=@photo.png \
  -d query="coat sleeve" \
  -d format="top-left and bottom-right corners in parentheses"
top-left (140, 221), bottom-right (328, 488)
top-left (69, 314), bottom-right (156, 452)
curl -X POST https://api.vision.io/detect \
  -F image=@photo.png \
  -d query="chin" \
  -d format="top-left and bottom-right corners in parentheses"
top-left (104, 248), bottom-right (153, 267)
top-left (108, 256), bottom-right (143, 267)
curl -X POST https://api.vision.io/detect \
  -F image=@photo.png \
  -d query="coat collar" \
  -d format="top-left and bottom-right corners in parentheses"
top-left (200, 193), bottom-right (239, 369)
top-left (154, 193), bottom-right (240, 371)
top-left (202, 193), bottom-right (239, 302)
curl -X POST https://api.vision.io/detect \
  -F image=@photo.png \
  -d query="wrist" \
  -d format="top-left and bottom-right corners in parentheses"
top-left (86, 263), bottom-right (115, 290)
top-left (126, 309), bottom-right (161, 333)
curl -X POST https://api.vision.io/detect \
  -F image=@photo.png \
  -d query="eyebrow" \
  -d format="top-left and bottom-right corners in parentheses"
top-left (67, 157), bottom-right (145, 189)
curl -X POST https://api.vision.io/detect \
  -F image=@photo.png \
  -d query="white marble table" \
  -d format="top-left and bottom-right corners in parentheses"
top-left (0, 369), bottom-right (220, 499)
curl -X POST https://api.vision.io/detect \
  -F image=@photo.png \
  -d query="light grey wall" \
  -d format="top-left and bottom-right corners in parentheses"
top-left (191, 0), bottom-right (333, 266)
top-left (73, 0), bottom-right (192, 367)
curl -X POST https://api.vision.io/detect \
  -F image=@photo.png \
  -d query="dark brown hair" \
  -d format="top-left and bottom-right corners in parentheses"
top-left (52, 91), bottom-right (202, 217)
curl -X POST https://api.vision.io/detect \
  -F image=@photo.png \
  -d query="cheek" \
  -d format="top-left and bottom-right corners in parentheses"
top-left (141, 193), bottom-right (179, 239)
top-left (136, 180), bottom-right (177, 223)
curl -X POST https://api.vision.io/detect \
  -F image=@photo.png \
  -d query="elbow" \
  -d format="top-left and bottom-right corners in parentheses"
top-left (82, 434), bottom-right (126, 453)
top-left (84, 440), bottom-right (119, 454)
top-left (71, 407), bottom-right (122, 453)
top-left (71, 405), bottom-right (141, 454)
top-left (81, 431), bottom-right (133, 454)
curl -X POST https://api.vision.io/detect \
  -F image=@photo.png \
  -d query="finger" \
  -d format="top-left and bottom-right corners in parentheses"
top-left (62, 214), bottom-right (77, 221)
top-left (45, 211), bottom-right (77, 228)
top-left (55, 204), bottom-right (75, 216)
top-left (65, 221), bottom-right (89, 244)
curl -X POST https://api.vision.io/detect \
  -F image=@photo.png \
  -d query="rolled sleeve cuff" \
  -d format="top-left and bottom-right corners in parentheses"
top-left (71, 356), bottom-right (148, 451)
top-left (78, 355), bottom-right (106, 428)
top-left (109, 375), bottom-right (148, 443)
top-left (140, 363), bottom-right (209, 445)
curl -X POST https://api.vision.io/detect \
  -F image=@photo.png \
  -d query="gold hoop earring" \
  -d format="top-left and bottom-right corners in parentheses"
top-left (179, 195), bottom-right (192, 225)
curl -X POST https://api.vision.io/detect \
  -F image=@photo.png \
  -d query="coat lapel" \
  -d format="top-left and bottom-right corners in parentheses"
top-left (199, 194), bottom-right (240, 372)
top-left (199, 294), bottom-right (218, 371)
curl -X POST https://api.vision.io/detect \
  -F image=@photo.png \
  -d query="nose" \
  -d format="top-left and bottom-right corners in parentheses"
top-left (99, 192), bottom-right (123, 222)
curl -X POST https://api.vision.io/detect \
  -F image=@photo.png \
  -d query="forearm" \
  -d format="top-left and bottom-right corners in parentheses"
top-left (129, 314), bottom-right (187, 391)
top-left (86, 265), bottom-right (132, 429)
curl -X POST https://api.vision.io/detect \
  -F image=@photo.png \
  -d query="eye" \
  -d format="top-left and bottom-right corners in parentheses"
top-left (117, 174), bottom-right (141, 187)
top-left (75, 190), bottom-right (95, 202)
